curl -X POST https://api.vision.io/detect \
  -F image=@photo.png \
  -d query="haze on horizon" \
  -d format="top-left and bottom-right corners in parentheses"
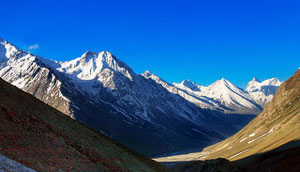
top-left (1, 0), bottom-right (299, 88)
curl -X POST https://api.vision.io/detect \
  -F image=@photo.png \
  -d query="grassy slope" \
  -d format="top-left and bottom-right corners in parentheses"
top-left (0, 78), bottom-right (167, 171)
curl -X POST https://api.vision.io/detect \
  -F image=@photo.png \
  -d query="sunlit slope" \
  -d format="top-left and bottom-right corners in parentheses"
top-left (201, 69), bottom-right (300, 161)
top-left (0, 78), bottom-right (166, 171)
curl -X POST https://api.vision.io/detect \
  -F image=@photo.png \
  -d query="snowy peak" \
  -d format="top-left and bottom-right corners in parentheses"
top-left (142, 70), bottom-right (169, 86)
top-left (80, 51), bottom-right (97, 62)
top-left (246, 77), bottom-right (281, 92)
top-left (246, 77), bottom-right (282, 107)
top-left (261, 77), bottom-right (281, 86)
top-left (142, 70), bottom-right (154, 78)
top-left (181, 80), bottom-right (200, 91)
top-left (58, 50), bottom-right (133, 81)
top-left (0, 38), bottom-right (21, 60)
top-left (173, 79), bottom-right (201, 92)
top-left (206, 78), bottom-right (247, 99)
top-left (208, 78), bottom-right (237, 91)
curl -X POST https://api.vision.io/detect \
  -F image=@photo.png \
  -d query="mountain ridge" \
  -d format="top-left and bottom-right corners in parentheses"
top-left (0, 37), bottom-right (273, 157)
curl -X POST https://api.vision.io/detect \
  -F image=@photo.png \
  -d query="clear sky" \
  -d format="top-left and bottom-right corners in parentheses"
top-left (1, 0), bottom-right (299, 88)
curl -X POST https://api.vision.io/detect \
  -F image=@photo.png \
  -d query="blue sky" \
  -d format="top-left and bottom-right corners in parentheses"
top-left (1, 0), bottom-right (299, 88)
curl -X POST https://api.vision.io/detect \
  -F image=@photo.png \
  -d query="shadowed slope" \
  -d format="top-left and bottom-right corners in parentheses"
top-left (171, 140), bottom-right (300, 172)
top-left (0, 78), bottom-right (167, 171)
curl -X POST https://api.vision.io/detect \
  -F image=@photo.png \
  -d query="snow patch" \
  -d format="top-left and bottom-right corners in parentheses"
top-left (228, 149), bottom-right (249, 160)
top-left (249, 133), bottom-right (256, 137)
top-left (59, 91), bottom-right (70, 102)
top-left (248, 127), bottom-right (274, 144)
top-left (72, 104), bottom-right (80, 110)
top-left (240, 137), bottom-right (247, 142)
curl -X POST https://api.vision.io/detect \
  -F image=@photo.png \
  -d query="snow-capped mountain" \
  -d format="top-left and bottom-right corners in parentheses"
top-left (198, 78), bottom-right (262, 114)
top-left (246, 77), bottom-right (282, 107)
top-left (154, 70), bottom-right (300, 170)
top-left (145, 71), bottom-right (280, 115)
top-left (174, 79), bottom-right (203, 92)
top-left (177, 78), bottom-right (281, 114)
top-left (0, 37), bottom-right (265, 157)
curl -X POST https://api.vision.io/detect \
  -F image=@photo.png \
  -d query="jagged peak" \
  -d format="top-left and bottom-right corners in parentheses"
top-left (142, 70), bottom-right (153, 77)
top-left (266, 77), bottom-right (280, 82)
top-left (208, 78), bottom-right (237, 90)
top-left (218, 78), bottom-right (230, 84)
top-left (58, 50), bottom-right (134, 81)
top-left (181, 79), bottom-right (192, 84)
top-left (82, 50), bottom-right (95, 56)
top-left (246, 77), bottom-right (282, 92)
top-left (181, 79), bottom-right (197, 87)
top-left (0, 37), bottom-right (22, 60)
top-left (172, 79), bottom-right (201, 91)
top-left (261, 77), bottom-right (281, 86)
top-left (141, 70), bottom-right (171, 86)
top-left (80, 50), bottom-right (112, 60)
top-left (142, 70), bottom-right (161, 80)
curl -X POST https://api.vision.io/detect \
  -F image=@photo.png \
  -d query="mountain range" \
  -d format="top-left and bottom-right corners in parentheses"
top-left (144, 71), bottom-right (281, 114)
top-left (155, 69), bottom-right (300, 171)
top-left (0, 37), bottom-right (280, 157)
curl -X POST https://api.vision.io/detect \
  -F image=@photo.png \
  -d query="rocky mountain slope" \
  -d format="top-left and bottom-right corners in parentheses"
top-left (144, 71), bottom-right (280, 114)
top-left (155, 69), bottom-right (300, 164)
top-left (0, 77), bottom-right (167, 171)
top-left (0, 37), bottom-right (268, 157)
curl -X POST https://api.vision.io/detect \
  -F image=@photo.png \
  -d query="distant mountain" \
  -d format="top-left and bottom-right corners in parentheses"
top-left (200, 69), bottom-right (299, 161)
top-left (246, 77), bottom-right (282, 107)
top-left (146, 71), bottom-right (281, 114)
top-left (0, 77), bottom-right (166, 171)
top-left (155, 69), bottom-right (300, 166)
top-left (0, 37), bottom-right (262, 157)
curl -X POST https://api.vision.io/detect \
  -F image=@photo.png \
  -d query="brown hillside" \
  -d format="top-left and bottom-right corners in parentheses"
top-left (0, 78), bottom-right (167, 171)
